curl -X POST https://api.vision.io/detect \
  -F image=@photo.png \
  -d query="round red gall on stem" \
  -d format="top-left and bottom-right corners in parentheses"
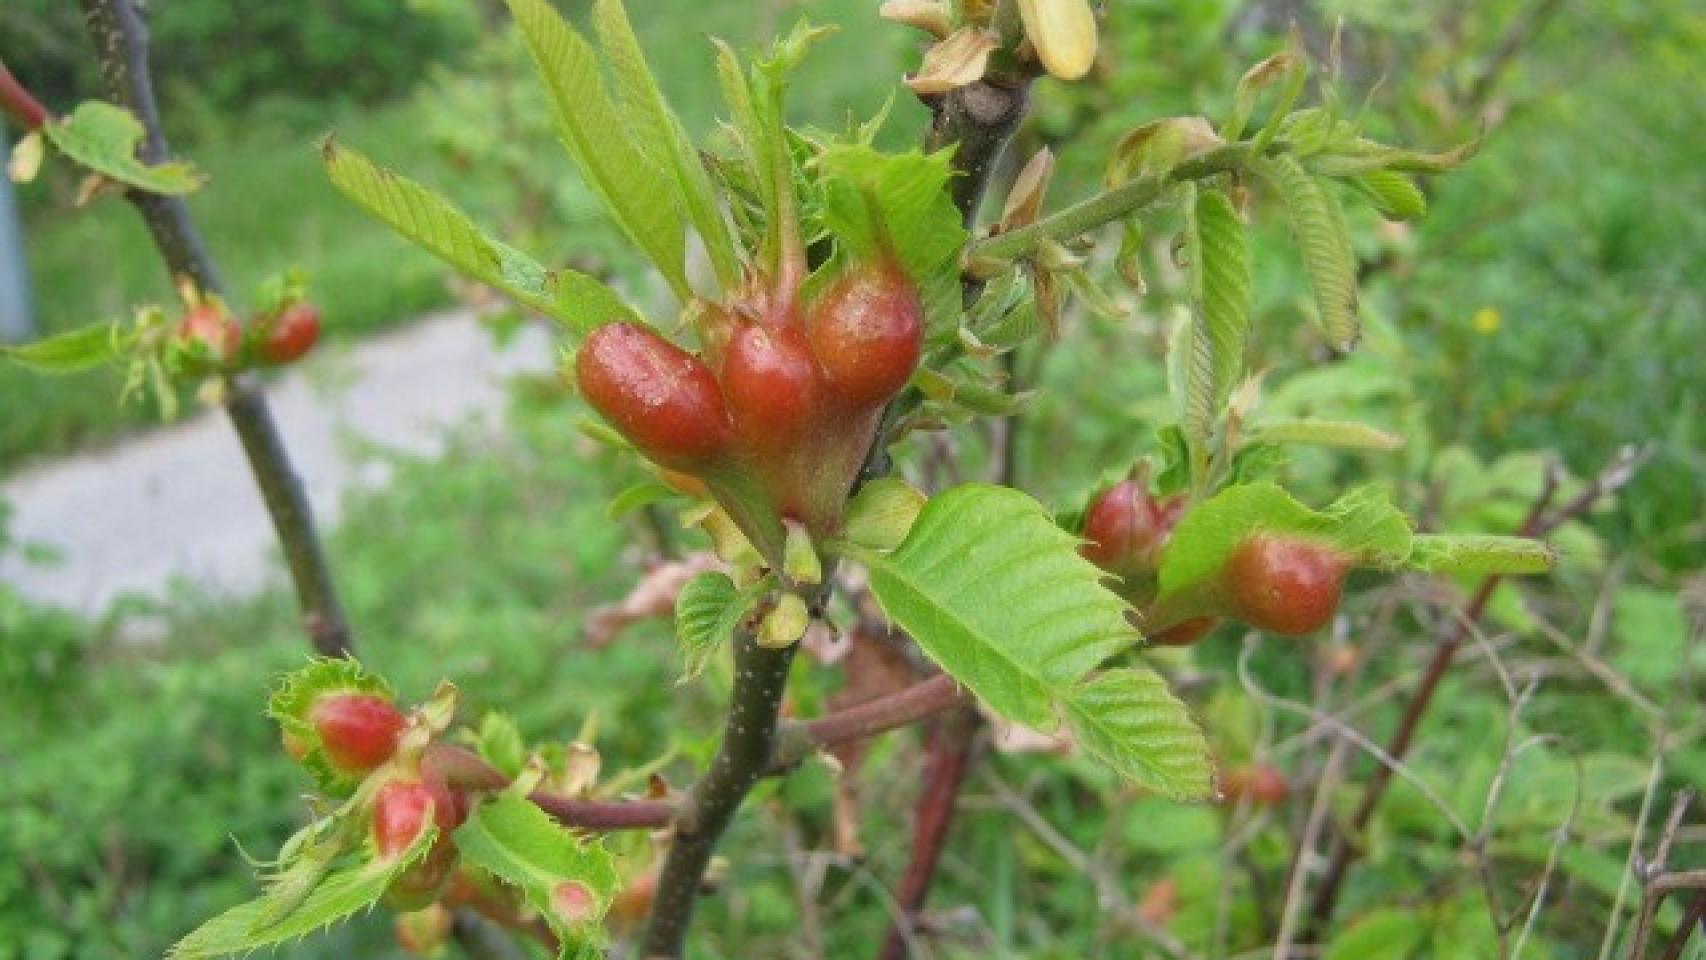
top-left (311, 693), bottom-right (405, 774)
top-left (806, 261), bottom-right (923, 409)
top-left (576, 323), bottom-right (733, 470)
top-left (177, 305), bottom-right (242, 367)
top-left (373, 780), bottom-right (435, 860)
top-left (259, 302), bottom-right (321, 366)
top-left (721, 322), bottom-right (821, 454)
top-left (1224, 534), bottom-right (1347, 636)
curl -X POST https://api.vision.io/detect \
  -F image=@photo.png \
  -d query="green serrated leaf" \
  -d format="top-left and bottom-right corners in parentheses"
top-left (476, 712), bottom-right (529, 779)
top-left (507, 0), bottom-right (690, 300)
top-left (321, 141), bottom-right (631, 335)
top-left (168, 825), bottom-right (436, 959)
top-left (853, 485), bottom-right (1136, 732)
top-left (0, 322), bottom-right (123, 372)
top-left (1178, 186), bottom-right (1250, 462)
top-left (1254, 417), bottom-right (1403, 450)
top-left (674, 572), bottom-right (769, 683)
top-left (1408, 534), bottom-right (1555, 576)
top-left (1349, 169), bottom-right (1426, 221)
top-left (454, 790), bottom-right (619, 960)
top-left (1158, 482), bottom-right (1413, 602)
top-left (1062, 669), bottom-right (1214, 800)
top-left (266, 657), bottom-right (393, 795)
top-left (42, 101), bottom-right (205, 195)
top-left (1258, 155), bottom-right (1359, 351)
top-left (816, 145), bottom-right (967, 336)
top-left (591, 0), bottom-right (739, 292)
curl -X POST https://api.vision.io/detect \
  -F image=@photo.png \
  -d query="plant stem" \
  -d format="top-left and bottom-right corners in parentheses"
top-left (970, 142), bottom-right (1254, 262)
top-left (0, 58), bottom-right (51, 130)
top-left (424, 743), bottom-right (679, 831)
top-left (926, 77), bottom-right (1032, 228)
top-left (877, 704), bottom-right (981, 960)
top-left (641, 634), bottom-right (798, 955)
top-left (773, 672), bottom-right (971, 772)
top-left (1302, 448), bottom-right (1647, 937)
top-left (80, 0), bottom-right (354, 657)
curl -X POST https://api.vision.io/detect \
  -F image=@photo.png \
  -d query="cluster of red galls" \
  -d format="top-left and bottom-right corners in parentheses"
top-left (1080, 479), bottom-right (1350, 643)
top-left (576, 256), bottom-right (924, 546)
top-left (175, 298), bottom-right (321, 375)
top-left (285, 693), bottom-right (468, 909)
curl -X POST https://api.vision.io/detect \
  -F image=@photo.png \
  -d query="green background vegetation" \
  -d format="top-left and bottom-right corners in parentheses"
top-left (1, 1), bottom-right (1701, 958)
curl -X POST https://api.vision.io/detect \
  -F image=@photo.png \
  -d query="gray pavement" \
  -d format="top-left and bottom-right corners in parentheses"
top-left (0, 310), bottom-right (555, 612)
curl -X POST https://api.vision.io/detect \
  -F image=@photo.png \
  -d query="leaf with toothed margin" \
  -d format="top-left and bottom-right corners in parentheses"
top-left (454, 790), bottom-right (620, 960)
top-left (267, 657), bottom-right (394, 795)
top-left (41, 101), bottom-right (205, 195)
top-left (675, 571), bottom-right (770, 683)
top-left (847, 484), bottom-right (1214, 799)
top-left (321, 140), bottom-right (633, 335)
top-left (1256, 155), bottom-right (1359, 352)
top-left (167, 823), bottom-right (438, 959)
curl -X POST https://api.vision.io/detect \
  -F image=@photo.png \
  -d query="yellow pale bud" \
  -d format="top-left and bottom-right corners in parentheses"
top-left (1017, 0), bottom-right (1099, 81)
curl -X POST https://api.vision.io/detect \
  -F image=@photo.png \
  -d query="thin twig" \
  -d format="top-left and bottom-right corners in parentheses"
top-left (877, 705), bottom-right (981, 960)
top-left (1304, 447), bottom-right (1646, 935)
top-left (1627, 790), bottom-right (1698, 959)
top-left (0, 57), bottom-right (52, 130)
top-left (79, 0), bottom-right (354, 657)
top-left (1658, 891), bottom-right (1706, 960)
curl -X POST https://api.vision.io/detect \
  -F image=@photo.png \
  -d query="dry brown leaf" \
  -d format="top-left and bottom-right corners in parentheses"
top-left (905, 28), bottom-right (999, 96)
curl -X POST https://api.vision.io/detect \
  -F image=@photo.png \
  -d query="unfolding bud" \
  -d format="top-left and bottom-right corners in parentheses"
top-left (395, 903), bottom-right (453, 957)
top-left (1016, 0), bottom-right (1099, 81)
top-left (1000, 147), bottom-right (1056, 231)
top-left (841, 476), bottom-right (928, 551)
top-left (880, 0), bottom-right (952, 38)
top-left (906, 28), bottom-right (999, 96)
top-left (758, 592), bottom-right (811, 649)
top-left (783, 520), bottom-right (823, 586)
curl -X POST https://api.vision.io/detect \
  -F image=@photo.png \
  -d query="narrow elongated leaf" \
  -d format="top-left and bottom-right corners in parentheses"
top-left (42, 101), bottom-right (205, 195)
top-left (1259, 155), bottom-right (1359, 351)
top-left (1062, 669), bottom-right (1214, 800)
top-left (168, 828), bottom-right (436, 959)
top-left (853, 485), bottom-right (1135, 732)
top-left (674, 571), bottom-right (767, 682)
top-left (507, 0), bottom-right (690, 299)
top-left (1350, 169), bottom-right (1426, 221)
top-left (454, 790), bottom-right (619, 960)
top-left (1180, 186), bottom-right (1250, 450)
top-left (591, 0), bottom-right (739, 291)
top-left (1, 322), bottom-right (121, 372)
top-left (1159, 482), bottom-right (1413, 600)
top-left (1408, 534), bottom-right (1555, 575)
top-left (1255, 417), bottom-right (1403, 450)
top-left (322, 142), bottom-right (630, 335)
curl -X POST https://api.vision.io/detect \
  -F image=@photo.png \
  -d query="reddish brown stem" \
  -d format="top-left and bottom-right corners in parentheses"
top-left (877, 706), bottom-right (980, 960)
top-left (1303, 449), bottom-right (1646, 937)
top-left (773, 672), bottom-right (972, 773)
top-left (1659, 890), bottom-right (1706, 960)
top-left (424, 743), bottom-right (677, 831)
top-left (0, 59), bottom-right (51, 130)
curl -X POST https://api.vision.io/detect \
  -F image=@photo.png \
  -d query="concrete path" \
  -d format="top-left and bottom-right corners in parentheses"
top-left (0, 309), bottom-right (556, 613)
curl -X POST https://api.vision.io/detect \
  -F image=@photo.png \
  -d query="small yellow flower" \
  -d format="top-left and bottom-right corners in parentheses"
top-left (1472, 307), bottom-right (1501, 335)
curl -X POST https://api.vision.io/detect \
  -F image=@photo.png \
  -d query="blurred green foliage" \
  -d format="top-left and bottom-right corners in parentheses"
top-left (0, 0), bottom-right (476, 110)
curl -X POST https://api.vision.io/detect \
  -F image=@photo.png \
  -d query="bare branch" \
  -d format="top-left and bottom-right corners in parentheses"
top-left (0, 57), bottom-right (52, 130)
